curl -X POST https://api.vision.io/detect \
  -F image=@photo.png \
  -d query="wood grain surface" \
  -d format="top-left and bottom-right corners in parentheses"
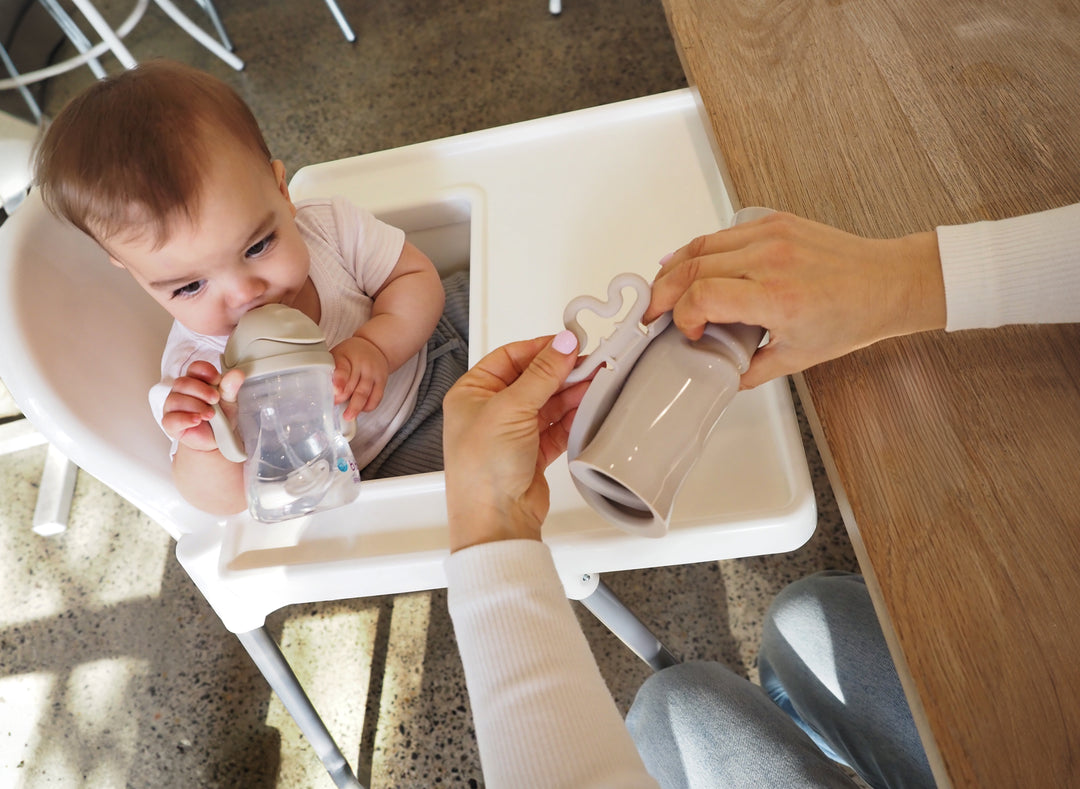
top-left (659, 1), bottom-right (1080, 786)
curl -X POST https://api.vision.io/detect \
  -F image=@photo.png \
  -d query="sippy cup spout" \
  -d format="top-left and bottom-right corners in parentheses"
top-left (209, 304), bottom-right (338, 464)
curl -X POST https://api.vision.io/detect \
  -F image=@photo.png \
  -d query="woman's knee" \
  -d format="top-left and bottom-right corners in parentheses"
top-left (630, 662), bottom-right (740, 721)
top-left (761, 572), bottom-right (870, 673)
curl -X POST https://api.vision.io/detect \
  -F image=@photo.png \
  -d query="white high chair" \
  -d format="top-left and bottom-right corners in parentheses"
top-left (0, 90), bottom-right (817, 788)
top-left (0, 107), bottom-right (79, 535)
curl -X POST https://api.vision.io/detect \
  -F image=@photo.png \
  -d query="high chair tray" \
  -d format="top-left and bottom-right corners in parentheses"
top-left (187, 89), bottom-right (814, 623)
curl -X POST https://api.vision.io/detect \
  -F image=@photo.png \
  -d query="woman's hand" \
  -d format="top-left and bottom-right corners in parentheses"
top-left (442, 331), bottom-right (589, 552)
top-left (646, 212), bottom-right (946, 389)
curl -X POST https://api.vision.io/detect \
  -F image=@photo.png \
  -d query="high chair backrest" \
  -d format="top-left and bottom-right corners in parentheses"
top-left (0, 189), bottom-right (220, 539)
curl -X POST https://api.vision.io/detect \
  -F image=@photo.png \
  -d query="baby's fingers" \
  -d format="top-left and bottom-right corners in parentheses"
top-left (332, 359), bottom-right (356, 403)
top-left (345, 376), bottom-right (384, 420)
top-left (161, 392), bottom-right (216, 444)
top-left (161, 406), bottom-right (206, 436)
top-left (184, 360), bottom-right (223, 386)
top-left (169, 371), bottom-right (222, 407)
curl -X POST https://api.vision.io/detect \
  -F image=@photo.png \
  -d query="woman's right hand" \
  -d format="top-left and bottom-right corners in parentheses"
top-left (645, 211), bottom-right (947, 389)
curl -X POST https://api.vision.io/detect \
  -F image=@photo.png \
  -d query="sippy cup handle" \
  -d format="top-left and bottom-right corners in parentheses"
top-left (563, 273), bottom-right (670, 385)
top-left (339, 408), bottom-right (357, 442)
top-left (562, 207), bottom-right (774, 386)
top-left (209, 401), bottom-right (247, 463)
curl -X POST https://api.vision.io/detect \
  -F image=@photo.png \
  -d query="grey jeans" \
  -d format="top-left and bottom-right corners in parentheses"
top-left (626, 572), bottom-right (935, 789)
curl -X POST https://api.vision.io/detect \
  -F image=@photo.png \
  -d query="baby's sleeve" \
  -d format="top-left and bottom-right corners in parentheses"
top-left (330, 196), bottom-right (406, 294)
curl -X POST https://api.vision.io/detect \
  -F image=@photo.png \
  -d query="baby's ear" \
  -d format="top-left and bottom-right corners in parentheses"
top-left (271, 159), bottom-right (298, 218)
top-left (272, 159), bottom-right (289, 194)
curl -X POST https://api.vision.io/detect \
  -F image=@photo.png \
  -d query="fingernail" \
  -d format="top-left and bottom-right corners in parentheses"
top-left (552, 329), bottom-right (578, 354)
top-left (658, 251), bottom-right (674, 266)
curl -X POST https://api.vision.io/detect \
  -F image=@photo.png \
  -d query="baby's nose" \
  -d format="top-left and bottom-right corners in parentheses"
top-left (225, 274), bottom-right (265, 309)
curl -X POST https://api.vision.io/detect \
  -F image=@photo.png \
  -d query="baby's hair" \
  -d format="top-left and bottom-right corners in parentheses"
top-left (34, 59), bottom-right (272, 248)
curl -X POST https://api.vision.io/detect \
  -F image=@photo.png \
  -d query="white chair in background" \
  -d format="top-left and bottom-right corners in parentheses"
top-left (0, 0), bottom-right (243, 88)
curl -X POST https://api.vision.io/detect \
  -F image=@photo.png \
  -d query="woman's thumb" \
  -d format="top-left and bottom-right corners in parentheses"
top-left (509, 330), bottom-right (580, 410)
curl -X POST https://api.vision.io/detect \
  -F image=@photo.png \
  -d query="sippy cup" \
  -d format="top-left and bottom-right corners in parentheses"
top-left (562, 207), bottom-right (772, 537)
top-left (209, 304), bottom-right (361, 523)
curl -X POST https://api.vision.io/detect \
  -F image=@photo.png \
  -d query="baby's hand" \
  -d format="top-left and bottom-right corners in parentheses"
top-left (161, 361), bottom-right (244, 453)
top-left (331, 337), bottom-right (389, 420)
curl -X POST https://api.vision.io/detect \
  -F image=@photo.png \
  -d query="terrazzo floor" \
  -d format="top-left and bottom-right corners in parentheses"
top-left (1, 1), bottom-right (861, 786)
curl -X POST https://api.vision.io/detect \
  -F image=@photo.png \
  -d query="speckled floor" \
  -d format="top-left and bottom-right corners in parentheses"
top-left (0, 1), bottom-right (860, 786)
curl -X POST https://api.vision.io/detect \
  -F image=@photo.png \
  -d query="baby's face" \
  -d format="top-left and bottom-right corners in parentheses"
top-left (106, 143), bottom-right (311, 337)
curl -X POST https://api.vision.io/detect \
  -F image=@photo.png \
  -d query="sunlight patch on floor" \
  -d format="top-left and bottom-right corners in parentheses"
top-left (371, 591), bottom-right (432, 789)
top-left (266, 605), bottom-right (381, 787)
top-left (0, 671), bottom-right (54, 781)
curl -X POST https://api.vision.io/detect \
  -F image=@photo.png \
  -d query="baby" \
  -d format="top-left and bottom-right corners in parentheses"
top-left (34, 59), bottom-right (468, 515)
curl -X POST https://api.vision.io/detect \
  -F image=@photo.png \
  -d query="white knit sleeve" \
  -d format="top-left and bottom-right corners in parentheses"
top-left (445, 539), bottom-right (659, 789)
top-left (936, 203), bottom-right (1080, 331)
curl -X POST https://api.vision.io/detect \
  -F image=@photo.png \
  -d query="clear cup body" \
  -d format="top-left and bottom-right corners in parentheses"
top-left (236, 368), bottom-right (360, 523)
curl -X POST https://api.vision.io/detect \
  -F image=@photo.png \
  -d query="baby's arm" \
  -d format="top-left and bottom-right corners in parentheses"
top-left (162, 360), bottom-right (246, 515)
top-left (332, 241), bottom-right (445, 420)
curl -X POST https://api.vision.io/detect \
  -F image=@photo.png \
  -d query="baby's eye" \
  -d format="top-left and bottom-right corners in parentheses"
top-left (171, 280), bottom-right (206, 299)
top-left (246, 231), bottom-right (277, 258)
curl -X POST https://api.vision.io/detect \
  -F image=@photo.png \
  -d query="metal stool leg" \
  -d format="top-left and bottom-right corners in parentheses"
top-left (151, 0), bottom-right (244, 71)
top-left (0, 43), bottom-right (42, 121)
top-left (236, 627), bottom-right (364, 789)
top-left (38, 0), bottom-right (109, 79)
top-left (189, 0), bottom-right (234, 51)
top-left (578, 576), bottom-right (679, 671)
top-left (322, 0), bottom-right (356, 42)
top-left (70, 0), bottom-right (138, 69)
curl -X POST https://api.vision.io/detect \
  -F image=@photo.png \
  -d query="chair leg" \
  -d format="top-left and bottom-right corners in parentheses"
top-left (32, 444), bottom-right (77, 537)
top-left (236, 627), bottom-right (365, 789)
top-left (322, 0), bottom-right (356, 42)
top-left (0, 420), bottom-right (74, 536)
top-left (151, 0), bottom-right (245, 71)
top-left (578, 577), bottom-right (679, 671)
top-left (189, 0), bottom-right (235, 51)
top-left (38, 0), bottom-right (109, 79)
top-left (0, 42), bottom-right (41, 122)
top-left (69, 0), bottom-right (139, 69)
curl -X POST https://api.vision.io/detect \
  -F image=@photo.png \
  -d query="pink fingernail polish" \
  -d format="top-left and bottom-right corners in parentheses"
top-left (552, 329), bottom-right (578, 354)
top-left (659, 252), bottom-right (674, 266)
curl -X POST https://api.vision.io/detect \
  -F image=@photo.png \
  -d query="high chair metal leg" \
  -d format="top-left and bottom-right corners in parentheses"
top-left (236, 627), bottom-right (364, 789)
top-left (32, 444), bottom-right (77, 536)
top-left (578, 577), bottom-right (679, 671)
top-left (0, 419), bottom-right (76, 536)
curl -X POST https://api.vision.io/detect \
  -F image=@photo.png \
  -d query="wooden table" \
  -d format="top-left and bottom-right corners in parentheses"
top-left (659, 1), bottom-right (1080, 786)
